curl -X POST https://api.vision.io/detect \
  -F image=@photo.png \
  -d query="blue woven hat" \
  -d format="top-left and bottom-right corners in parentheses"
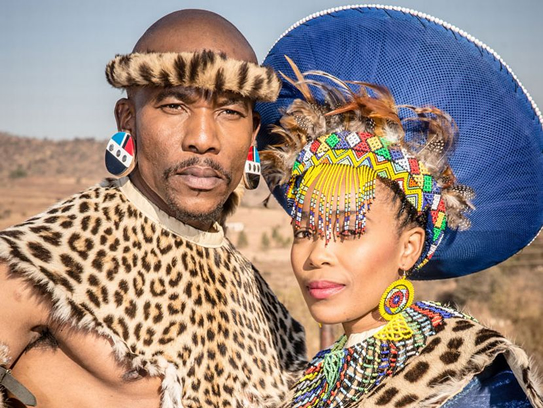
top-left (256, 5), bottom-right (543, 280)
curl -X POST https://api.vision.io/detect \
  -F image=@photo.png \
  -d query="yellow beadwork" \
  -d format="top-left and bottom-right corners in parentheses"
top-left (293, 163), bottom-right (377, 241)
top-left (378, 277), bottom-right (415, 320)
top-left (288, 131), bottom-right (449, 271)
top-left (374, 314), bottom-right (414, 341)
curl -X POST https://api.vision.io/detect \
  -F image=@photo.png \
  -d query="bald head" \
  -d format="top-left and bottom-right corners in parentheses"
top-left (134, 9), bottom-right (257, 63)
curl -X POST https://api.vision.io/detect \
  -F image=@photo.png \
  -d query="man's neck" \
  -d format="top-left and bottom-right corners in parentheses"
top-left (128, 171), bottom-right (214, 232)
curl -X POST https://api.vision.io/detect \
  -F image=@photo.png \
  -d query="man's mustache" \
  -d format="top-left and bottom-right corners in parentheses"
top-left (163, 157), bottom-right (232, 185)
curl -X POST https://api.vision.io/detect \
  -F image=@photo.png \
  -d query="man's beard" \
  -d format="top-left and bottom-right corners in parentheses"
top-left (162, 157), bottom-right (233, 226)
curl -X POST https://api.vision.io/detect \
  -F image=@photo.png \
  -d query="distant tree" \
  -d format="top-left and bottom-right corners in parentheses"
top-left (9, 165), bottom-right (27, 179)
top-left (272, 225), bottom-right (292, 248)
top-left (261, 232), bottom-right (271, 251)
top-left (272, 226), bottom-right (281, 242)
top-left (280, 236), bottom-right (292, 248)
top-left (237, 230), bottom-right (249, 249)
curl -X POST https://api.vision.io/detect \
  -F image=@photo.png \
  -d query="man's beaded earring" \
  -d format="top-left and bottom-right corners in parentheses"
top-left (105, 131), bottom-right (136, 177)
top-left (243, 145), bottom-right (261, 190)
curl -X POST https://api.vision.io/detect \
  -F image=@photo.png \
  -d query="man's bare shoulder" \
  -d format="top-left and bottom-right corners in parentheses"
top-left (0, 261), bottom-right (50, 325)
top-left (0, 261), bottom-right (51, 366)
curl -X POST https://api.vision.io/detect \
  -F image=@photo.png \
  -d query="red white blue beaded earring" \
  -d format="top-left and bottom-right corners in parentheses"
top-left (378, 270), bottom-right (415, 321)
top-left (105, 131), bottom-right (136, 177)
top-left (243, 145), bottom-right (261, 190)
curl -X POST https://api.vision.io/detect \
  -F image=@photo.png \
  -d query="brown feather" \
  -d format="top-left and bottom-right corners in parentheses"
top-left (260, 59), bottom-right (474, 229)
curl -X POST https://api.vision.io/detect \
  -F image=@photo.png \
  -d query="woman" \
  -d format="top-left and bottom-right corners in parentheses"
top-left (256, 5), bottom-right (543, 407)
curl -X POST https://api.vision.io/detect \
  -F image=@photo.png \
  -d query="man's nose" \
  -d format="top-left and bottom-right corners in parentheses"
top-left (181, 110), bottom-right (221, 154)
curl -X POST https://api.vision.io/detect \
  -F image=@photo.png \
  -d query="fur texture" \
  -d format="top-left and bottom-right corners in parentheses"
top-left (0, 344), bottom-right (9, 407)
top-left (420, 340), bottom-right (543, 408)
top-left (281, 309), bottom-right (542, 407)
top-left (106, 50), bottom-right (281, 102)
top-left (360, 316), bottom-right (543, 407)
top-left (0, 179), bottom-right (307, 407)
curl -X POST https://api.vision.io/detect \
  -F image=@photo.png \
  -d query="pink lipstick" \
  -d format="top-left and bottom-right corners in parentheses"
top-left (307, 281), bottom-right (345, 300)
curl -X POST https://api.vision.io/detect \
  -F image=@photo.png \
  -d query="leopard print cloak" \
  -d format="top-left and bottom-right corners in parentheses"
top-left (361, 306), bottom-right (542, 407)
top-left (288, 302), bottom-right (542, 407)
top-left (0, 178), bottom-right (307, 407)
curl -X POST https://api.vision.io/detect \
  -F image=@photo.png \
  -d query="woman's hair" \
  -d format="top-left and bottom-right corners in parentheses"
top-left (378, 177), bottom-right (427, 235)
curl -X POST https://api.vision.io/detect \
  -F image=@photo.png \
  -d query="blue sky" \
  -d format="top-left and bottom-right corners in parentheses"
top-left (1, 0), bottom-right (542, 140)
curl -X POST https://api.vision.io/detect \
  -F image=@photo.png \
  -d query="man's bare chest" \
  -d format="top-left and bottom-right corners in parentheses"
top-left (11, 325), bottom-right (161, 408)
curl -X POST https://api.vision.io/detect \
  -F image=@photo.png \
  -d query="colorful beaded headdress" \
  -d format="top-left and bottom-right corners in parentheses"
top-left (257, 5), bottom-right (543, 280)
top-left (289, 132), bottom-right (448, 270)
top-left (262, 61), bottom-right (472, 271)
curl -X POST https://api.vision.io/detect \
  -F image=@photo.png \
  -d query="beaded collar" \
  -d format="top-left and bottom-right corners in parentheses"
top-left (291, 302), bottom-right (471, 407)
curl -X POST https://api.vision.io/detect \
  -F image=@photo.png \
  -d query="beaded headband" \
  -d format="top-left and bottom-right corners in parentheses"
top-left (261, 61), bottom-right (474, 271)
top-left (105, 50), bottom-right (281, 102)
top-left (288, 130), bottom-right (447, 270)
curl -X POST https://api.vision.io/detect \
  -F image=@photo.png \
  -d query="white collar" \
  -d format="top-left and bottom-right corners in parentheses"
top-left (117, 177), bottom-right (225, 248)
top-left (345, 325), bottom-right (386, 348)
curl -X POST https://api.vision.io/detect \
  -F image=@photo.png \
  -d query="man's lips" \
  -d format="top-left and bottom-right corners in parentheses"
top-left (307, 280), bottom-right (346, 300)
top-left (175, 166), bottom-right (224, 191)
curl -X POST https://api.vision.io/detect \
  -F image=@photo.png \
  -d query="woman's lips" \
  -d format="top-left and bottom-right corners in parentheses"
top-left (176, 166), bottom-right (224, 190)
top-left (307, 280), bottom-right (346, 300)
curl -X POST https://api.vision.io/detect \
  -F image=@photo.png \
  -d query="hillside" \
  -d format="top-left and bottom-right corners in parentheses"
top-left (0, 132), bottom-right (108, 181)
top-left (0, 132), bottom-right (541, 364)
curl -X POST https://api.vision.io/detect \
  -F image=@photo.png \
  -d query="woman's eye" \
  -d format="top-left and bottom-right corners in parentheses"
top-left (293, 229), bottom-right (312, 239)
top-left (339, 229), bottom-right (358, 240)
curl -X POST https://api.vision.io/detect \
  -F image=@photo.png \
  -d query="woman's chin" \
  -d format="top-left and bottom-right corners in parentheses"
top-left (309, 303), bottom-right (379, 327)
top-left (308, 307), bottom-right (347, 326)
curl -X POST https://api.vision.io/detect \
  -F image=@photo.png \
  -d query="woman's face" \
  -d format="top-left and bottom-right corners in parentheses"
top-left (290, 182), bottom-right (423, 334)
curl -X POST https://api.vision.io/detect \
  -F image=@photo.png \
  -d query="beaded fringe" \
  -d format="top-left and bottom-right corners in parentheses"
top-left (290, 164), bottom-right (377, 243)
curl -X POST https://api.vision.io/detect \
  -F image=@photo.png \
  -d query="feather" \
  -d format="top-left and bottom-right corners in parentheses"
top-left (281, 55), bottom-right (315, 103)
top-left (261, 58), bottom-right (474, 231)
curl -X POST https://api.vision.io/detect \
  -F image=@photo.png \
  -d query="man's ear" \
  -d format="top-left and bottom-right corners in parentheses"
top-left (251, 111), bottom-right (261, 144)
top-left (399, 226), bottom-right (425, 271)
top-left (114, 98), bottom-right (136, 134)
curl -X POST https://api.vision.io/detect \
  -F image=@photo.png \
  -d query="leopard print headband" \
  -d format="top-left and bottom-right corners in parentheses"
top-left (105, 50), bottom-right (281, 102)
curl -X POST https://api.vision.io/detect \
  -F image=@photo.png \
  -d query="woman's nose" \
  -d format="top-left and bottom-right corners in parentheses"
top-left (306, 238), bottom-right (336, 268)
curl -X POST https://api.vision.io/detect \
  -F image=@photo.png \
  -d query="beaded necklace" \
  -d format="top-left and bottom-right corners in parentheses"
top-left (291, 302), bottom-right (469, 407)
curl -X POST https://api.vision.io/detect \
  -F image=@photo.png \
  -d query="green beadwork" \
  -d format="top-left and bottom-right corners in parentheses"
top-left (291, 302), bottom-right (471, 408)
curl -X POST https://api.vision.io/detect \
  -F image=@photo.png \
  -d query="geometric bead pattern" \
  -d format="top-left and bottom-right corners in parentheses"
top-left (290, 302), bottom-right (471, 407)
top-left (288, 130), bottom-right (447, 269)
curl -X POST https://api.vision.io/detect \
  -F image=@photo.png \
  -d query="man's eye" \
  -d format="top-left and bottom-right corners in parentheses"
top-left (160, 104), bottom-right (185, 113)
top-left (221, 109), bottom-right (245, 118)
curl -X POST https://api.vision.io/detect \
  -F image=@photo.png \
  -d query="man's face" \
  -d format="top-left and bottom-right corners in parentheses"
top-left (129, 86), bottom-right (258, 227)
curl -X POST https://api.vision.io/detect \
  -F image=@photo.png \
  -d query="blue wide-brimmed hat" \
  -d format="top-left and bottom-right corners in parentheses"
top-left (256, 5), bottom-right (543, 280)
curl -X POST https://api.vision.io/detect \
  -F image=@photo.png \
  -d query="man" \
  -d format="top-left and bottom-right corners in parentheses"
top-left (0, 10), bottom-right (306, 408)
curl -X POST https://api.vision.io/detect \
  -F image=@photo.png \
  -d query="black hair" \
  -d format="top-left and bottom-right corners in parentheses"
top-left (379, 177), bottom-right (427, 235)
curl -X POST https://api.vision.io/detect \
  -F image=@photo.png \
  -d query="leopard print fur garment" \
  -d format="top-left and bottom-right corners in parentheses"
top-left (363, 312), bottom-right (543, 407)
top-left (0, 178), bottom-right (307, 407)
top-left (286, 302), bottom-right (542, 407)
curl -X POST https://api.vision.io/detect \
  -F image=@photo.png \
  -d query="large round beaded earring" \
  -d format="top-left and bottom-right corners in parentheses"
top-left (378, 270), bottom-right (415, 321)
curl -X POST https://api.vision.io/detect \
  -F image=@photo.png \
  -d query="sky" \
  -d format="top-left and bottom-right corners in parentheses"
top-left (1, 0), bottom-right (542, 140)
